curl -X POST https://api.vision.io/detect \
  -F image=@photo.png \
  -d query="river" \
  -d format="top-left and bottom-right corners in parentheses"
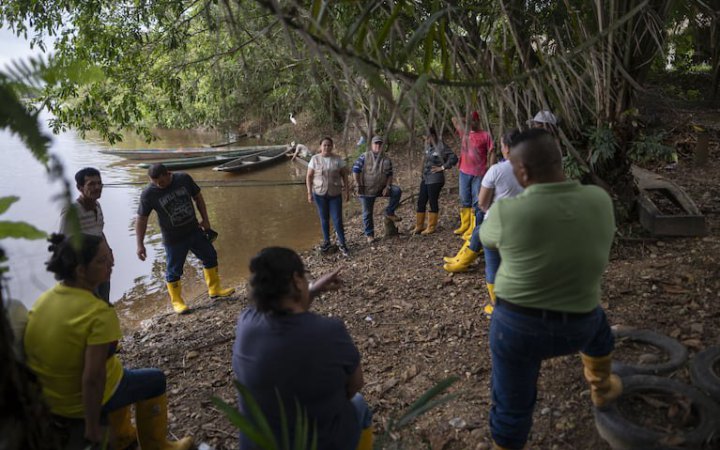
top-left (0, 119), bottom-right (321, 329)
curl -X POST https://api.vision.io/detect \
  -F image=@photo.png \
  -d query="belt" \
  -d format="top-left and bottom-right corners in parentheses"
top-left (496, 298), bottom-right (595, 321)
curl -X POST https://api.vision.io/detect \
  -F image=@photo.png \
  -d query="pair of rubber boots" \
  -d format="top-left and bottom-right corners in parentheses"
top-left (453, 207), bottom-right (476, 241)
top-left (167, 266), bottom-right (235, 314)
top-left (443, 240), bottom-right (479, 273)
top-left (107, 394), bottom-right (192, 450)
top-left (412, 212), bottom-right (439, 235)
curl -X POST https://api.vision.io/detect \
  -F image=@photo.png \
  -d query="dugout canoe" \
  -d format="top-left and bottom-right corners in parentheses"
top-left (135, 147), bottom-right (280, 170)
top-left (99, 144), bottom-right (287, 161)
top-left (213, 147), bottom-right (289, 173)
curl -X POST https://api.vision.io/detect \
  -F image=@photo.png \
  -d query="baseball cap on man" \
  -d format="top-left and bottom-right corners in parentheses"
top-left (371, 136), bottom-right (384, 144)
top-left (529, 110), bottom-right (558, 126)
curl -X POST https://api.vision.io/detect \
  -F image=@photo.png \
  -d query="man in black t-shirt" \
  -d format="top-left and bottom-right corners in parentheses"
top-left (135, 164), bottom-right (235, 314)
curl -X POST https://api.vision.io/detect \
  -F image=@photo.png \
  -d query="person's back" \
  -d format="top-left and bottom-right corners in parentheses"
top-left (233, 308), bottom-right (360, 450)
top-left (491, 181), bottom-right (615, 312)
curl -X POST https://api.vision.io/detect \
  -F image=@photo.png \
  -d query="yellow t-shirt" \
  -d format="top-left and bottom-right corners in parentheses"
top-left (24, 284), bottom-right (124, 417)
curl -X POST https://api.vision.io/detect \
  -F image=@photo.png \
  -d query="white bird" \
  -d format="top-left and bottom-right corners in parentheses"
top-left (289, 113), bottom-right (297, 125)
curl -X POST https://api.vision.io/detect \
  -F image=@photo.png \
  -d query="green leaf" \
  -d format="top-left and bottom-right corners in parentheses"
top-left (393, 376), bottom-right (459, 429)
top-left (375, 0), bottom-right (405, 56)
top-left (234, 381), bottom-right (278, 448)
top-left (211, 396), bottom-right (276, 449)
top-left (0, 196), bottom-right (20, 215)
top-left (0, 221), bottom-right (47, 240)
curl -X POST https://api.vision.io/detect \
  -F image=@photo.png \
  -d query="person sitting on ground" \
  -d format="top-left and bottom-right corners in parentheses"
top-left (480, 129), bottom-right (621, 450)
top-left (59, 167), bottom-right (113, 303)
top-left (352, 135), bottom-right (402, 243)
top-left (412, 127), bottom-right (458, 235)
top-left (232, 247), bottom-right (373, 450)
top-left (451, 111), bottom-right (494, 241)
top-left (443, 130), bottom-right (518, 274)
top-left (24, 233), bottom-right (192, 450)
top-left (306, 137), bottom-right (351, 256)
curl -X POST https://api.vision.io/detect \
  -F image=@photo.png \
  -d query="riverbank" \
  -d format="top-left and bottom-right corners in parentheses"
top-left (118, 119), bottom-right (720, 449)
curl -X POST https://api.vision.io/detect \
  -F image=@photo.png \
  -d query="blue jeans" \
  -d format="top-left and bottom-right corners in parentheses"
top-left (458, 170), bottom-right (482, 212)
top-left (163, 228), bottom-right (218, 282)
top-left (102, 368), bottom-right (166, 417)
top-left (483, 247), bottom-right (501, 283)
top-left (467, 209), bottom-right (486, 252)
top-left (489, 302), bottom-right (614, 449)
top-left (313, 193), bottom-right (346, 246)
top-left (351, 393), bottom-right (373, 429)
top-left (359, 185), bottom-right (402, 237)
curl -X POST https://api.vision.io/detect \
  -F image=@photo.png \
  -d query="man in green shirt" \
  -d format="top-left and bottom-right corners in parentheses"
top-left (480, 129), bottom-right (622, 450)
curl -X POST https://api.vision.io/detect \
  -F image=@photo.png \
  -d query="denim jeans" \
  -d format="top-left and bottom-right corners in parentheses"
top-left (163, 228), bottom-right (218, 282)
top-left (489, 302), bottom-right (614, 449)
top-left (313, 193), bottom-right (346, 246)
top-left (101, 368), bottom-right (166, 417)
top-left (359, 185), bottom-right (402, 237)
top-left (467, 209), bottom-right (486, 252)
top-left (350, 393), bottom-right (373, 447)
top-left (483, 247), bottom-right (501, 283)
top-left (458, 170), bottom-right (483, 211)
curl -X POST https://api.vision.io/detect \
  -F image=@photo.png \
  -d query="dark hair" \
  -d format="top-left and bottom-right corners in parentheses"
top-left (427, 127), bottom-right (437, 139)
top-left (75, 167), bottom-right (101, 187)
top-left (248, 247), bottom-right (305, 313)
top-left (501, 129), bottom-right (521, 148)
top-left (510, 128), bottom-right (553, 149)
top-left (148, 164), bottom-right (169, 179)
top-left (320, 137), bottom-right (334, 145)
top-left (45, 233), bottom-right (104, 282)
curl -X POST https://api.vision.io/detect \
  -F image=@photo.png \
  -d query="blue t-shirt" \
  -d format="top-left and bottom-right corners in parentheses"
top-left (232, 308), bottom-right (361, 450)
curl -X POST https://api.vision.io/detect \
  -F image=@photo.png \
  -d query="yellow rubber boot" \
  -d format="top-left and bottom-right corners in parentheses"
top-left (443, 247), bottom-right (478, 273)
top-left (356, 426), bottom-right (373, 450)
top-left (580, 353), bottom-right (623, 408)
top-left (411, 212), bottom-right (426, 234)
top-left (203, 266), bottom-right (235, 298)
top-left (484, 283), bottom-right (496, 316)
top-left (453, 207), bottom-right (472, 235)
top-left (108, 405), bottom-right (137, 450)
top-left (443, 240), bottom-right (469, 263)
top-left (166, 281), bottom-right (189, 314)
top-left (136, 394), bottom-right (193, 450)
top-left (461, 213), bottom-right (476, 241)
top-left (421, 212), bottom-right (439, 235)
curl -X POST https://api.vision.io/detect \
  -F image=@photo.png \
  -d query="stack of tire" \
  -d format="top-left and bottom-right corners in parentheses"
top-left (594, 328), bottom-right (720, 450)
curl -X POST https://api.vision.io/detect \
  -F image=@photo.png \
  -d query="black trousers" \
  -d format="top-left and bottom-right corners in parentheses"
top-left (417, 181), bottom-right (444, 213)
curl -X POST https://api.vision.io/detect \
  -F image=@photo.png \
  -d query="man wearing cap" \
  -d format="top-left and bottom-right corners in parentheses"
top-left (352, 136), bottom-right (402, 243)
top-left (451, 112), bottom-right (494, 241)
top-left (529, 110), bottom-right (559, 134)
top-left (480, 128), bottom-right (621, 450)
top-left (135, 164), bottom-right (235, 314)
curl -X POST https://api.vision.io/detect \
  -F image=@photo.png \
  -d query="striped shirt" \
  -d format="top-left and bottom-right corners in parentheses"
top-left (59, 201), bottom-right (104, 237)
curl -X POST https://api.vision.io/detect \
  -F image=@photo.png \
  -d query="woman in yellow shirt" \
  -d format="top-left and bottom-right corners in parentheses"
top-left (24, 234), bottom-right (191, 449)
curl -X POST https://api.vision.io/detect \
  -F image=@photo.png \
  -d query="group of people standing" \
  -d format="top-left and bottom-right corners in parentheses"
top-left (12, 107), bottom-right (624, 450)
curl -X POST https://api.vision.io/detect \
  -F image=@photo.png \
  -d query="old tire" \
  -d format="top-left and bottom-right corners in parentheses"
top-left (594, 375), bottom-right (720, 450)
top-left (611, 328), bottom-right (688, 377)
top-left (690, 347), bottom-right (720, 403)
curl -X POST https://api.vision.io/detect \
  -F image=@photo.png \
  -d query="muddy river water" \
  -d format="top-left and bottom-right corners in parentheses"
top-left (0, 120), bottom-right (322, 329)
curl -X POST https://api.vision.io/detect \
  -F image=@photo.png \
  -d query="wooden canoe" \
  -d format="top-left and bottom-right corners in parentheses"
top-left (213, 147), bottom-right (289, 173)
top-left (99, 144), bottom-right (286, 161)
top-left (135, 148), bottom-right (271, 170)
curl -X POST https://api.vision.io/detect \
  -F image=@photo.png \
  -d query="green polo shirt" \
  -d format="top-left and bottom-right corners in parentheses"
top-left (480, 180), bottom-right (615, 313)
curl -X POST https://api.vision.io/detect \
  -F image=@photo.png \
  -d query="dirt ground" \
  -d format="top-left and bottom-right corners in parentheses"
top-left (117, 97), bottom-right (720, 450)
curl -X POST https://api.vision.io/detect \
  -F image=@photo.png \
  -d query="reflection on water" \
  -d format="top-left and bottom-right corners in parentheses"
top-left (0, 120), bottom-right (321, 330)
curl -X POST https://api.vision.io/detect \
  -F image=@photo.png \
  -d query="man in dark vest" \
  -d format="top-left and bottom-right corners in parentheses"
top-left (480, 129), bottom-right (621, 449)
top-left (352, 136), bottom-right (402, 243)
